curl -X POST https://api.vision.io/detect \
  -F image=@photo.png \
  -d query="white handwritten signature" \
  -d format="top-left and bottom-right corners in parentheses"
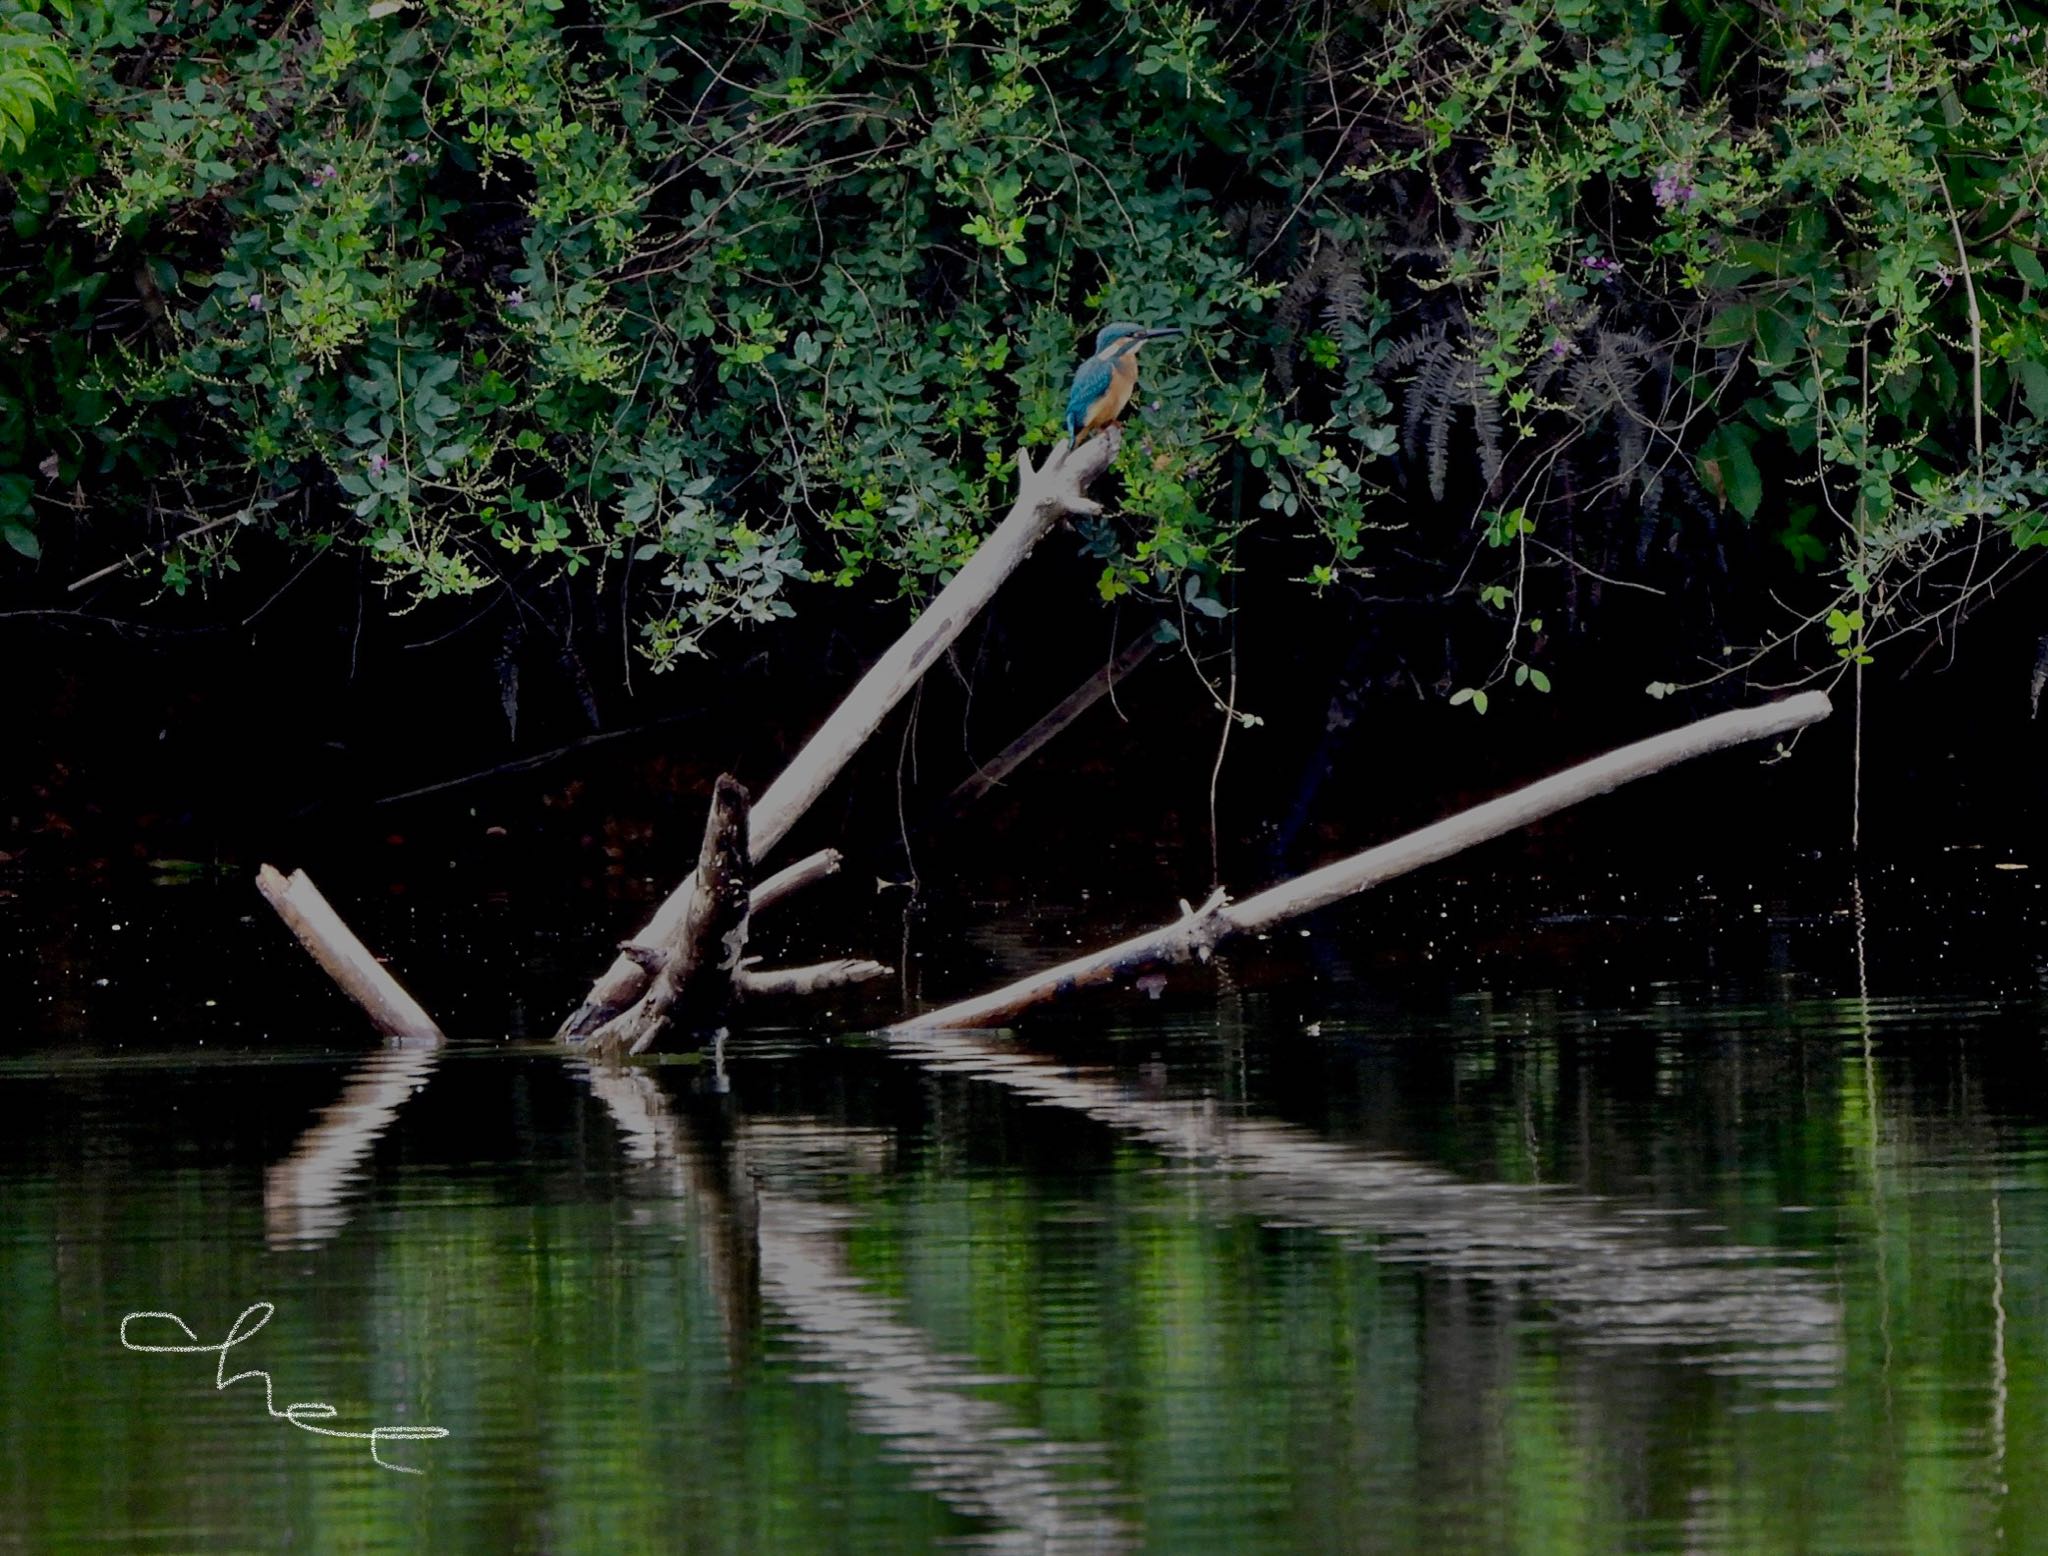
top-left (120, 1302), bottom-right (450, 1474)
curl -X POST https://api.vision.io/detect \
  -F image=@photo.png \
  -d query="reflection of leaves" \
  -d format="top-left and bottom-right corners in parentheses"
top-left (148, 858), bottom-right (217, 886)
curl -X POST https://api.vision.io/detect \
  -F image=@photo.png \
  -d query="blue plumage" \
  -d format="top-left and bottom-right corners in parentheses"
top-left (1060, 321), bottom-right (1183, 445)
top-left (1064, 357), bottom-right (1115, 443)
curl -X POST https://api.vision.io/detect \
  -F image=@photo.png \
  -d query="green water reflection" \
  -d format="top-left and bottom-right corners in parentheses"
top-left (3, 862), bottom-right (2045, 1554)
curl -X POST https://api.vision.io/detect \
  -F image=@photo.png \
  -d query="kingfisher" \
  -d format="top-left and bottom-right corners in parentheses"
top-left (1063, 322), bottom-right (1183, 446)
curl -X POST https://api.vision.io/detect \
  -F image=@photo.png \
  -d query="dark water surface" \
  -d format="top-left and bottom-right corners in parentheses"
top-left (3, 847), bottom-right (2045, 1554)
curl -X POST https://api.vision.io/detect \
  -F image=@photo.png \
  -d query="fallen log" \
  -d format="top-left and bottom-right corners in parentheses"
top-left (558, 432), bottom-right (1124, 1041)
top-left (889, 691), bottom-right (1832, 1031)
top-left (589, 775), bottom-right (753, 1057)
top-left (255, 865), bottom-right (445, 1042)
top-left (948, 630), bottom-right (1160, 811)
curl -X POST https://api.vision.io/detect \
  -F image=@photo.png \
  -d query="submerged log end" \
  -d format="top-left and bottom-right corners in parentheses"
top-left (256, 864), bottom-right (446, 1044)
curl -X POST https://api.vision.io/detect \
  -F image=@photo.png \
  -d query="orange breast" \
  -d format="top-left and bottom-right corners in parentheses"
top-left (1082, 354), bottom-right (1141, 436)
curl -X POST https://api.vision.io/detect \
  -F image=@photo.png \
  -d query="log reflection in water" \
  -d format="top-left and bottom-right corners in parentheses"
top-left (264, 1041), bottom-right (443, 1246)
top-left (757, 1187), bottom-right (1135, 1556)
top-left (884, 1030), bottom-right (1844, 1387)
top-left (577, 1059), bottom-right (763, 1362)
top-left (578, 1071), bottom-right (1135, 1554)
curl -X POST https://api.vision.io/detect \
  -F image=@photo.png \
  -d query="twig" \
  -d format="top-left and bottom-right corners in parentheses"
top-left (68, 512), bottom-right (243, 593)
top-left (948, 632), bottom-right (1159, 809)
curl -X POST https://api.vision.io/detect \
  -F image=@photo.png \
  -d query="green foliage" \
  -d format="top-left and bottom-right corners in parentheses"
top-left (0, 0), bottom-right (70, 165)
top-left (0, 0), bottom-right (2040, 694)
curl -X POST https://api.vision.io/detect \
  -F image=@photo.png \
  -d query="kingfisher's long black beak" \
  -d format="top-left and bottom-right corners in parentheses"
top-left (1140, 327), bottom-right (1185, 340)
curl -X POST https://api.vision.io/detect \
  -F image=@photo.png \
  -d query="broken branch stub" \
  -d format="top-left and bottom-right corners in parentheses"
top-left (749, 848), bottom-right (842, 915)
top-left (734, 957), bottom-right (894, 1000)
top-left (589, 775), bottom-right (753, 1058)
top-left (888, 692), bottom-right (1833, 1032)
top-left (559, 433), bottom-right (1122, 1041)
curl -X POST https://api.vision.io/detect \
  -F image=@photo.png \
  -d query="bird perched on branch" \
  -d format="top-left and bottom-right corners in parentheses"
top-left (1063, 322), bottom-right (1183, 447)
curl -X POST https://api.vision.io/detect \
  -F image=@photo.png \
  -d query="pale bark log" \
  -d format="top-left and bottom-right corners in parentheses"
top-left (889, 691), bottom-right (1832, 1031)
top-left (255, 865), bottom-right (446, 1042)
top-left (559, 433), bottom-right (1122, 1040)
top-left (734, 957), bottom-right (893, 999)
top-left (948, 632), bottom-right (1159, 810)
top-left (590, 775), bottom-right (753, 1057)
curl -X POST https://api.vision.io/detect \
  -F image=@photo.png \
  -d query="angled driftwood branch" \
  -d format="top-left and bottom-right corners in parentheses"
top-left (734, 957), bottom-right (893, 1000)
top-left (590, 775), bottom-right (753, 1057)
top-left (256, 865), bottom-right (446, 1042)
top-left (949, 630), bottom-right (1160, 810)
top-left (560, 433), bottom-right (1123, 1040)
top-left (890, 692), bottom-right (1833, 1031)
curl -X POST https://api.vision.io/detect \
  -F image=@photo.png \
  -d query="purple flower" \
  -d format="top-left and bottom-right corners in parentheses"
top-left (505, 288), bottom-right (525, 308)
top-left (1548, 337), bottom-right (1574, 361)
top-left (402, 147), bottom-right (426, 166)
top-left (1803, 48), bottom-right (1829, 70)
top-left (245, 292), bottom-right (266, 312)
top-left (1652, 167), bottom-right (1699, 211)
top-left (1581, 255), bottom-right (1619, 277)
top-left (311, 163), bottom-right (338, 188)
top-left (368, 453), bottom-right (390, 477)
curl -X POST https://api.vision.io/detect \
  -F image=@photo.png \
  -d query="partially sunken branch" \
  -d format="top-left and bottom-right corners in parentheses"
top-left (559, 433), bottom-right (1123, 1040)
top-left (255, 865), bottom-right (445, 1042)
top-left (889, 692), bottom-right (1832, 1031)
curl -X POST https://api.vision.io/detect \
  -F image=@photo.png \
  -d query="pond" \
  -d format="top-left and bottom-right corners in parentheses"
top-left (2, 844), bottom-right (2043, 1553)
